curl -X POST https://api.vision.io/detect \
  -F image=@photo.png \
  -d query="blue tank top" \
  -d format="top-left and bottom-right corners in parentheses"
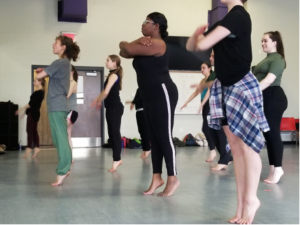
top-left (201, 88), bottom-right (208, 101)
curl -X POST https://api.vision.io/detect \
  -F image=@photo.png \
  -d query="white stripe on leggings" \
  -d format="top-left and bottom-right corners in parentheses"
top-left (161, 83), bottom-right (177, 176)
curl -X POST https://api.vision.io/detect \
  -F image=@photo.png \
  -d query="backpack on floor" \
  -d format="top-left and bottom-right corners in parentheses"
top-left (195, 133), bottom-right (208, 147)
top-left (173, 137), bottom-right (186, 147)
top-left (183, 133), bottom-right (198, 146)
top-left (128, 138), bottom-right (142, 149)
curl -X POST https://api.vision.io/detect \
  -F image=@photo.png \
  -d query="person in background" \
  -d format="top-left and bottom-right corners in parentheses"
top-left (126, 88), bottom-right (151, 158)
top-left (67, 65), bottom-right (79, 163)
top-left (253, 31), bottom-right (288, 184)
top-left (15, 78), bottom-right (45, 158)
top-left (91, 55), bottom-right (124, 172)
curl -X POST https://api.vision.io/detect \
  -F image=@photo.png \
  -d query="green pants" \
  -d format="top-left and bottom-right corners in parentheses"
top-left (48, 111), bottom-right (72, 175)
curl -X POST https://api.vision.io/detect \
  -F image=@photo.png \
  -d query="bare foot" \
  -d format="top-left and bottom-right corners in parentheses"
top-left (263, 165), bottom-right (274, 183)
top-left (266, 167), bottom-right (284, 184)
top-left (108, 160), bottom-right (122, 172)
top-left (143, 174), bottom-right (165, 195)
top-left (228, 202), bottom-right (243, 224)
top-left (239, 198), bottom-right (261, 224)
top-left (140, 151), bottom-right (151, 158)
top-left (51, 174), bottom-right (68, 186)
top-left (31, 147), bottom-right (41, 158)
top-left (23, 148), bottom-right (32, 158)
top-left (211, 164), bottom-right (227, 171)
top-left (157, 176), bottom-right (180, 197)
top-left (206, 150), bottom-right (217, 162)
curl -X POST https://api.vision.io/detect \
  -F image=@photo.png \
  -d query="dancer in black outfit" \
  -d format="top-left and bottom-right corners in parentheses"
top-left (92, 55), bottom-right (124, 172)
top-left (120, 12), bottom-right (180, 197)
top-left (126, 88), bottom-right (151, 158)
top-left (16, 78), bottom-right (45, 158)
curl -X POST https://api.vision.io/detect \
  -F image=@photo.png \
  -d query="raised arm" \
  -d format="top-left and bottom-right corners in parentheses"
top-left (119, 38), bottom-right (165, 59)
top-left (187, 24), bottom-right (231, 52)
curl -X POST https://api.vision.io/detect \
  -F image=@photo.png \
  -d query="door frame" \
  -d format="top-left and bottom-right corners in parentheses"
top-left (31, 65), bottom-right (105, 146)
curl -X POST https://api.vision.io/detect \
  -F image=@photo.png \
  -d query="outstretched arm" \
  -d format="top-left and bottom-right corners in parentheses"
top-left (91, 74), bottom-right (118, 109)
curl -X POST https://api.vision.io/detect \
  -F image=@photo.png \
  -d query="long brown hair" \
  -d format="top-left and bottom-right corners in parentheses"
top-left (264, 31), bottom-right (286, 68)
top-left (108, 55), bottom-right (123, 90)
top-left (71, 65), bottom-right (78, 82)
top-left (40, 78), bottom-right (46, 91)
top-left (55, 35), bottom-right (80, 62)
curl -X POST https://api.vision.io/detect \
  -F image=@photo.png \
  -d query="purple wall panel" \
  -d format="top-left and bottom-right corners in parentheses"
top-left (212, 0), bottom-right (226, 8)
top-left (63, 0), bottom-right (87, 16)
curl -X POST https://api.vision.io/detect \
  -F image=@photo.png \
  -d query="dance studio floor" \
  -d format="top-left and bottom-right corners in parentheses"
top-left (0, 145), bottom-right (298, 224)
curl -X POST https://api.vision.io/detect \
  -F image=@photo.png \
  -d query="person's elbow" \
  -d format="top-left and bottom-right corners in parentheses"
top-left (196, 42), bottom-right (210, 51)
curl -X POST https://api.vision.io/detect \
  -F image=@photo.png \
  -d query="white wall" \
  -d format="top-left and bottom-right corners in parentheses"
top-left (0, 0), bottom-right (211, 144)
top-left (0, 0), bottom-right (298, 145)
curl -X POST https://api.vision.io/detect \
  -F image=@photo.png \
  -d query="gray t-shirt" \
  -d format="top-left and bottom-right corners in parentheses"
top-left (44, 58), bottom-right (70, 112)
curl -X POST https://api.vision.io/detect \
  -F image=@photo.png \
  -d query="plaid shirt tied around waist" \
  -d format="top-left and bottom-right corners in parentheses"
top-left (208, 72), bottom-right (270, 153)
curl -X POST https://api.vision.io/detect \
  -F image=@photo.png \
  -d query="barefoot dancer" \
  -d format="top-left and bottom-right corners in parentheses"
top-left (125, 88), bottom-right (151, 158)
top-left (253, 31), bottom-right (288, 184)
top-left (120, 12), bottom-right (180, 197)
top-left (67, 65), bottom-right (79, 163)
top-left (36, 35), bottom-right (80, 186)
top-left (15, 78), bottom-right (45, 158)
top-left (91, 55), bottom-right (124, 172)
top-left (181, 61), bottom-right (233, 170)
top-left (187, 0), bottom-right (269, 224)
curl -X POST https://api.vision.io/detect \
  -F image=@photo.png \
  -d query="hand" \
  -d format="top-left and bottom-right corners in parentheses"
top-left (130, 103), bottom-right (134, 111)
top-left (193, 24), bottom-right (209, 38)
top-left (15, 110), bottom-right (19, 115)
top-left (198, 104), bottom-right (203, 114)
top-left (138, 36), bottom-right (152, 46)
top-left (35, 68), bottom-right (44, 73)
top-left (180, 103), bottom-right (188, 110)
top-left (91, 96), bottom-right (102, 109)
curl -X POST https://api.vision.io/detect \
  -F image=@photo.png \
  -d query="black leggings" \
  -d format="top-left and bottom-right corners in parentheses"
top-left (203, 101), bottom-right (232, 164)
top-left (106, 106), bottom-right (124, 161)
top-left (26, 113), bottom-right (39, 148)
top-left (202, 101), bottom-right (215, 150)
top-left (143, 81), bottom-right (178, 176)
top-left (136, 110), bottom-right (151, 151)
top-left (263, 86), bottom-right (288, 167)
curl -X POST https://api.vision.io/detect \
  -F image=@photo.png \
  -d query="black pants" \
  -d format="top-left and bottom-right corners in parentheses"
top-left (136, 110), bottom-right (151, 151)
top-left (143, 81), bottom-right (178, 176)
top-left (202, 101), bottom-right (215, 150)
top-left (106, 106), bottom-right (124, 161)
top-left (26, 113), bottom-right (39, 148)
top-left (263, 86), bottom-right (288, 167)
top-left (204, 102), bottom-right (232, 164)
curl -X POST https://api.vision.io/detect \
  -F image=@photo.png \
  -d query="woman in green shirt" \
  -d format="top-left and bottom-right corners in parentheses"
top-left (253, 31), bottom-right (288, 184)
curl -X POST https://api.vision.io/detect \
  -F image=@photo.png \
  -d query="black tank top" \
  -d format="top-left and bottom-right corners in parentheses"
top-left (104, 72), bottom-right (122, 108)
top-left (132, 45), bottom-right (172, 97)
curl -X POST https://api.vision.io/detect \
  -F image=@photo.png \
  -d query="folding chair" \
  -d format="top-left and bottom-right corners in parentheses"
top-left (280, 117), bottom-right (298, 145)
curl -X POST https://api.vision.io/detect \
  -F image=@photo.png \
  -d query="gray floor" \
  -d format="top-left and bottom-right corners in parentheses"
top-left (0, 145), bottom-right (298, 224)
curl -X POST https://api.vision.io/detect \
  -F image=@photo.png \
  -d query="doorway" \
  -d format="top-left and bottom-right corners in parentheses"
top-left (31, 65), bottom-right (105, 147)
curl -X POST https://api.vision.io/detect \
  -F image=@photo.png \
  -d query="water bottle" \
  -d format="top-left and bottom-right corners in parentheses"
top-left (19, 141), bottom-right (22, 151)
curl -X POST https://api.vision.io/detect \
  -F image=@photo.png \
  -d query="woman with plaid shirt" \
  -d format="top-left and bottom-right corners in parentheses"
top-left (186, 0), bottom-right (269, 224)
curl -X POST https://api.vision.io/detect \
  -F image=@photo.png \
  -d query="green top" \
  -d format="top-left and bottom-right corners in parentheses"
top-left (253, 52), bottom-right (285, 87)
top-left (206, 70), bottom-right (216, 82)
